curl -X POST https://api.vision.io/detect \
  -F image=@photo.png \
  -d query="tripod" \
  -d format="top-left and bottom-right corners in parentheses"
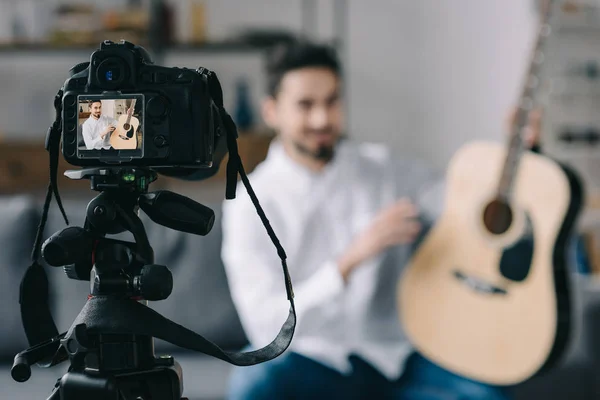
top-left (13, 167), bottom-right (216, 399)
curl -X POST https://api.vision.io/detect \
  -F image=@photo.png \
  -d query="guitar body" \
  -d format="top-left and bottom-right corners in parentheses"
top-left (398, 141), bottom-right (583, 385)
top-left (110, 114), bottom-right (140, 150)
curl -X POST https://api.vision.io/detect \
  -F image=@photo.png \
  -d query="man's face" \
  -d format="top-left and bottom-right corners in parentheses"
top-left (263, 67), bottom-right (343, 162)
top-left (90, 102), bottom-right (102, 119)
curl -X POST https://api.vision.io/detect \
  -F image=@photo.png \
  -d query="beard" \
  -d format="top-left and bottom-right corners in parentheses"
top-left (292, 131), bottom-right (339, 162)
top-left (294, 142), bottom-right (335, 161)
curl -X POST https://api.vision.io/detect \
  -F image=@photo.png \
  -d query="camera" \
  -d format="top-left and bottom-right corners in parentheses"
top-left (61, 40), bottom-right (223, 172)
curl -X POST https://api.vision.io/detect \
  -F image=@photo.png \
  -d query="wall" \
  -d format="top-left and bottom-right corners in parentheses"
top-left (347, 0), bottom-right (537, 171)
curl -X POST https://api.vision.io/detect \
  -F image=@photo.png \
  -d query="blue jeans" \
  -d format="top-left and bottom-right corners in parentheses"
top-left (227, 351), bottom-right (513, 400)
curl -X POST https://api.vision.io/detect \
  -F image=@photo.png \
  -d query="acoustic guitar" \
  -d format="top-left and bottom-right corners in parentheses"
top-left (398, 0), bottom-right (584, 385)
top-left (110, 99), bottom-right (139, 150)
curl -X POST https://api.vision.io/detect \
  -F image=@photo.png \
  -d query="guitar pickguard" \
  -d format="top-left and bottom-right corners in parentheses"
top-left (499, 213), bottom-right (534, 282)
top-left (453, 212), bottom-right (534, 295)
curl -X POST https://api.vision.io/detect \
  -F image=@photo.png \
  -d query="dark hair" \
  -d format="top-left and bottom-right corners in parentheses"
top-left (266, 40), bottom-right (341, 97)
top-left (89, 100), bottom-right (102, 106)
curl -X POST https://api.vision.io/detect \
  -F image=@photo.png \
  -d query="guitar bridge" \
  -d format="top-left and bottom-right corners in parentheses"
top-left (452, 270), bottom-right (507, 295)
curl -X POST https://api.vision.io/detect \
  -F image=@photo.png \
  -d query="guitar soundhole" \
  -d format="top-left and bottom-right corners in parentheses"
top-left (483, 199), bottom-right (513, 235)
top-left (123, 123), bottom-right (131, 131)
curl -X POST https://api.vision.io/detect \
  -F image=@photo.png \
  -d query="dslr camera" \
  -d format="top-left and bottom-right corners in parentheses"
top-left (61, 39), bottom-right (225, 175)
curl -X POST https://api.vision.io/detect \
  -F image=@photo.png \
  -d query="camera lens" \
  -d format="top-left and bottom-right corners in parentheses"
top-left (96, 57), bottom-right (126, 88)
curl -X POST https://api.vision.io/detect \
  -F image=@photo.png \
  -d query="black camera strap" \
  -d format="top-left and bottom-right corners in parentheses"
top-left (19, 73), bottom-right (296, 368)
top-left (18, 89), bottom-right (69, 365)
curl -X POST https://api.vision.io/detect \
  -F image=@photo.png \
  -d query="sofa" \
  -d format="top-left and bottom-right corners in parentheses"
top-left (1, 193), bottom-right (599, 399)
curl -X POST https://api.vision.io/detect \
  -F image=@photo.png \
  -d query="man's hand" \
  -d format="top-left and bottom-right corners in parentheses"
top-left (101, 125), bottom-right (116, 139)
top-left (337, 198), bottom-right (421, 282)
top-left (507, 108), bottom-right (543, 149)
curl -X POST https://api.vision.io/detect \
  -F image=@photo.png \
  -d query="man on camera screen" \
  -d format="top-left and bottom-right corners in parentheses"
top-left (81, 100), bottom-right (118, 150)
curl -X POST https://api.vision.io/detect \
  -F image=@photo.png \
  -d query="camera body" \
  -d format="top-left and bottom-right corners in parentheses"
top-left (61, 40), bottom-right (220, 170)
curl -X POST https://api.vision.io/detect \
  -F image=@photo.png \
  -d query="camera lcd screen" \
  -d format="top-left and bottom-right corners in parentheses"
top-left (76, 94), bottom-right (144, 160)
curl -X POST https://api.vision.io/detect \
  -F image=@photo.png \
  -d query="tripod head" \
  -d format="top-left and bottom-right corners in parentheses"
top-left (41, 167), bottom-right (214, 300)
top-left (63, 167), bottom-right (215, 236)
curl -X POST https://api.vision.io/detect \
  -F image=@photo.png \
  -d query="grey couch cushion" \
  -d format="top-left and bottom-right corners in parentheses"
top-left (0, 195), bottom-right (39, 360)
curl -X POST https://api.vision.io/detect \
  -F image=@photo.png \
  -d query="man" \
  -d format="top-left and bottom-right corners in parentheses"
top-left (81, 100), bottom-right (118, 150)
top-left (221, 41), bottom-right (540, 400)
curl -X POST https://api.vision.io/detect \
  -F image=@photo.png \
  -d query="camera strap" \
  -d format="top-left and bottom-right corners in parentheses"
top-left (20, 73), bottom-right (296, 368)
top-left (18, 89), bottom-right (69, 365)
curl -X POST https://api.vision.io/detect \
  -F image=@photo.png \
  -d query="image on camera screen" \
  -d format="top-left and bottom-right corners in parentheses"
top-left (77, 94), bottom-right (144, 160)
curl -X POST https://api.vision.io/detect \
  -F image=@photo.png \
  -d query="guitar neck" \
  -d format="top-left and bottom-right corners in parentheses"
top-left (497, 0), bottom-right (555, 199)
top-left (124, 99), bottom-right (136, 124)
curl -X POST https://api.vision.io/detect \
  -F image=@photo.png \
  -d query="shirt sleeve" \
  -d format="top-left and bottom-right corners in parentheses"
top-left (415, 168), bottom-right (446, 223)
top-left (389, 157), bottom-right (447, 254)
top-left (108, 118), bottom-right (119, 144)
top-left (221, 191), bottom-right (345, 348)
top-left (82, 122), bottom-right (103, 150)
top-left (395, 157), bottom-right (446, 222)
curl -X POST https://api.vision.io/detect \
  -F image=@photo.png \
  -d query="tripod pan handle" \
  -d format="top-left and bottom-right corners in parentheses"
top-left (11, 354), bottom-right (31, 382)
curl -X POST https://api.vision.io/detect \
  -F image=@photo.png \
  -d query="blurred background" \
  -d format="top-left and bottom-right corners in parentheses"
top-left (2, 0), bottom-right (600, 399)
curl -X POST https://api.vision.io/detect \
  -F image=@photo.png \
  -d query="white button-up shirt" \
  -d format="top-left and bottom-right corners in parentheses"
top-left (221, 138), bottom-right (444, 380)
top-left (82, 115), bottom-right (117, 150)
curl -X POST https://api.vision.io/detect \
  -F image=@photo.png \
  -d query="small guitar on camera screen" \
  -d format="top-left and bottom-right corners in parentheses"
top-left (111, 99), bottom-right (139, 150)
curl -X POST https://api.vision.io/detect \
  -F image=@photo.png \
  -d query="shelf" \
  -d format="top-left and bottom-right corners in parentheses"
top-left (555, 24), bottom-right (600, 33)
top-left (0, 41), bottom-right (278, 55)
top-left (165, 42), bottom-right (277, 53)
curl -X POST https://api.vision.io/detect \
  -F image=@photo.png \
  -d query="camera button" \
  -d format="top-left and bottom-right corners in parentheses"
top-left (147, 96), bottom-right (168, 118)
top-left (65, 133), bottom-right (76, 145)
top-left (64, 95), bottom-right (76, 107)
top-left (141, 72), bottom-right (153, 83)
top-left (154, 135), bottom-right (168, 148)
top-left (154, 72), bottom-right (167, 84)
top-left (175, 72), bottom-right (192, 84)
